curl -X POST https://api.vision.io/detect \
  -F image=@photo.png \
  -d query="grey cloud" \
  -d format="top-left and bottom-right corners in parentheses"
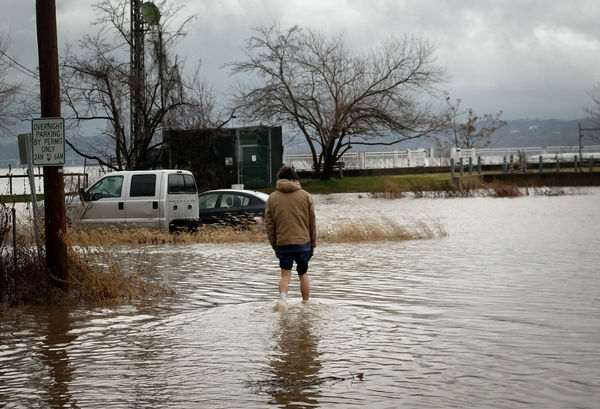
top-left (1, 0), bottom-right (599, 122)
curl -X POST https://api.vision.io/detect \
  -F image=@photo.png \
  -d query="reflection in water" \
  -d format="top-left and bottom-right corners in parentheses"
top-left (39, 309), bottom-right (76, 408)
top-left (267, 302), bottom-right (322, 408)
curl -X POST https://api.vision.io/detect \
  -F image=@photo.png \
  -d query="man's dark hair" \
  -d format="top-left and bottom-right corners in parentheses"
top-left (277, 165), bottom-right (299, 181)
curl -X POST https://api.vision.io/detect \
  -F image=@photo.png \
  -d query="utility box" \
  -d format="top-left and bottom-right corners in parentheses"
top-left (235, 126), bottom-right (282, 189)
top-left (163, 126), bottom-right (283, 191)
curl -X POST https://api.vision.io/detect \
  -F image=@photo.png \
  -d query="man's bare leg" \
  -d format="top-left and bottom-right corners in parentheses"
top-left (299, 273), bottom-right (310, 301)
top-left (279, 269), bottom-right (292, 299)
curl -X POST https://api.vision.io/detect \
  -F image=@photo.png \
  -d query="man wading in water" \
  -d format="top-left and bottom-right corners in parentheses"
top-left (265, 165), bottom-right (317, 301)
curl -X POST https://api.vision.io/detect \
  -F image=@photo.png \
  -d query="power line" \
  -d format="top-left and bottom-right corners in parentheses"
top-left (0, 48), bottom-right (39, 79)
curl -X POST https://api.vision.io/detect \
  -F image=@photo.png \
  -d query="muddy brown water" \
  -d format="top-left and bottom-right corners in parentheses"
top-left (2, 189), bottom-right (600, 408)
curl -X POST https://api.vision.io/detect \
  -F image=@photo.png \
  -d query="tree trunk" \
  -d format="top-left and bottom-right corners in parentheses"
top-left (320, 147), bottom-right (336, 180)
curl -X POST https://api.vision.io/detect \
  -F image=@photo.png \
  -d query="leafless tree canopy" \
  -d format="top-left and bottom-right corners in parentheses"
top-left (0, 38), bottom-right (23, 136)
top-left (61, 0), bottom-right (221, 170)
top-left (585, 84), bottom-right (600, 142)
top-left (228, 24), bottom-right (446, 179)
top-left (435, 96), bottom-right (507, 150)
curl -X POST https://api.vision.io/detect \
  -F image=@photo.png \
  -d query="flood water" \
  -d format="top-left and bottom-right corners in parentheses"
top-left (2, 188), bottom-right (600, 408)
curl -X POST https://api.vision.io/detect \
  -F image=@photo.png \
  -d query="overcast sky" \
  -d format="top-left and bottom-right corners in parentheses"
top-left (2, 0), bottom-right (600, 123)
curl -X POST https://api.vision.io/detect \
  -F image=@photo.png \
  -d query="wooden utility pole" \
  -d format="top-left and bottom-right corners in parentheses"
top-left (36, 0), bottom-right (68, 285)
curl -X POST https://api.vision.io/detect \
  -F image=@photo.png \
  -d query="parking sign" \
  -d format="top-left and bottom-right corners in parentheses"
top-left (31, 117), bottom-right (65, 166)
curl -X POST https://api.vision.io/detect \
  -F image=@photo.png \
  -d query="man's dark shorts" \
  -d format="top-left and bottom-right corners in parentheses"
top-left (277, 243), bottom-right (313, 275)
top-left (278, 251), bottom-right (312, 275)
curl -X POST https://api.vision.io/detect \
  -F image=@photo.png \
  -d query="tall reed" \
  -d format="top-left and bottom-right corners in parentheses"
top-left (1, 204), bottom-right (173, 307)
top-left (318, 219), bottom-right (446, 242)
top-left (66, 218), bottom-right (447, 246)
top-left (369, 177), bottom-right (404, 199)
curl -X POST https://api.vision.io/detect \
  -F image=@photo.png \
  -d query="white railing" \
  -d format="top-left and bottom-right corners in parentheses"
top-left (452, 145), bottom-right (600, 165)
top-left (284, 145), bottom-right (600, 170)
top-left (285, 149), bottom-right (430, 171)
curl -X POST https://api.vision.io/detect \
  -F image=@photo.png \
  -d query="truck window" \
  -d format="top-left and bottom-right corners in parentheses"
top-left (130, 174), bottom-right (157, 197)
top-left (88, 175), bottom-right (123, 200)
top-left (168, 173), bottom-right (197, 194)
top-left (184, 174), bottom-right (197, 193)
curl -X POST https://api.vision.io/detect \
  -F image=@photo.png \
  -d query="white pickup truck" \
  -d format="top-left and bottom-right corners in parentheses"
top-left (70, 169), bottom-right (199, 231)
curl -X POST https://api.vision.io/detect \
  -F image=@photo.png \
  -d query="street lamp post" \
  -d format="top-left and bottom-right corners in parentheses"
top-left (130, 0), bottom-right (145, 167)
top-left (129, 1), bottom-right (161, 169)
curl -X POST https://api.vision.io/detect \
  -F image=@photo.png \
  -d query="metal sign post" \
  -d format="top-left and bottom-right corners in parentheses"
top-left (18, 133), bottom-right (43, 256)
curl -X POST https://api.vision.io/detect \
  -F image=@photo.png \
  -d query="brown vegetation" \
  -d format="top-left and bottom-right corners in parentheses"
top-left (369, 178), bottom-right (404, 199)
top-left (68, 218), bottom-right (447, 246)
top-left (486, 182), bottom-right (522, 197)
top-left (1, 204), bottom-right (173, 307)
top-left (319, 219), bottom-right (446, 242)
top-left (2, 202), bottom-right (445, 307)
top-left (67, 225), bottom-right (267, 246)
top-left (368, 179), bottom-right (566, 199)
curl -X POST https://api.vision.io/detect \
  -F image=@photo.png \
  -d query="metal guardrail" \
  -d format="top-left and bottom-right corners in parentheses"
top-left (453, 145), bottom-right (600, 165)
top-left (285, 149), bottom-right (430, 171)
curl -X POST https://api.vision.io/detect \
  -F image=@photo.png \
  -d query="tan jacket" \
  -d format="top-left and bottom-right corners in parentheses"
top-left (265, 179), bottom-right (317, 250)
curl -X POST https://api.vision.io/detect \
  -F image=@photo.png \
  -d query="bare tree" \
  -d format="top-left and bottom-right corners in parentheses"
top-left (163, 64), bottom-right (233, 131)
top-left (584, 83), bottom-right (600, 142)
top-left (0, 37), bottom-right (23, 136)
top-left (61, 0), bottom-right (217, 170)
top-left (436, 95), bottom-right (507, 150)
top-left (228, 24), bottom-right (446, 180)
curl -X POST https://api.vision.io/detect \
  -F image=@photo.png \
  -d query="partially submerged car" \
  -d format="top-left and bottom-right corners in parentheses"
top-left (67, 169), bottom-right (199, 231)
top-left (197, 189), bottom-right (269, 226)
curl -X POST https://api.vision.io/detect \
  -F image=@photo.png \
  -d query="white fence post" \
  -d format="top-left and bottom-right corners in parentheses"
top-left (359, 151), bottom-right (365, 169)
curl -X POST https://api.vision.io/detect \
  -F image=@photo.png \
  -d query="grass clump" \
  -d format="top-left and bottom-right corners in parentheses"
top-left (485, 182), bottom-right (522, 197)
top-left (67, 218), bottom-right (446, 247)
top-left (403, 180), bottom-right (529, 198)
top-left (63, 238), bottom-right (174, 304)
top-left (319, 219), bottom-right (447, 242)
top-left (369, 177), bottom-right (404, 199)
top-left (0, 204), bottom-right (173, 308)
top-left (68, 225), bottom-right (266, 246)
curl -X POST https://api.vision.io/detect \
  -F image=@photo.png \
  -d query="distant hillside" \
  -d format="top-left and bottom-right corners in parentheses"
top-left (2, 118), bottom-right (598, 166)
top-left (283, 118), bottom-right (599, 153)
top-left (490, 118), bottom-right (598, 148)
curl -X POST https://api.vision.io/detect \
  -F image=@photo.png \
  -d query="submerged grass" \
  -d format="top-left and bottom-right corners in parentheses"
top-left (301, 173), bottom-right (575, 199)
top-left (68, 225), bottom-right (267, 246)
top-left (1, 238), bottom-right (173, 307)
top-left (1, 204), bottom-right (173, 308)
top-left (2, 201), bottom-right (447, 307)
top-left (375, 179), bottom-right (566, 198)
top-left (66, 218), bottom-right (447, 247)
top-left (369, 177), bottom-right (404, 199)
top-left (320, 219), bottom-right (446, 242)
top-left (63, 235), bottom-right (174, 304)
